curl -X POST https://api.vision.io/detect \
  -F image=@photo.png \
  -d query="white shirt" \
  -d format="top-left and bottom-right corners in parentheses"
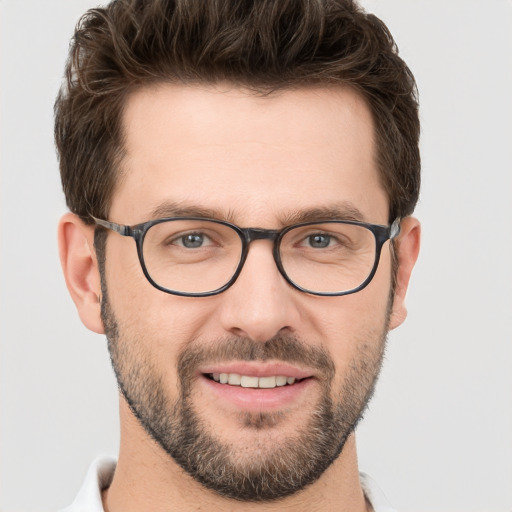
top-left (60, 456), bottom-right (397, 512)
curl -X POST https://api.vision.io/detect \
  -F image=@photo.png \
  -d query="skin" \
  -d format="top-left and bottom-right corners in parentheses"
top-left (59, 84), bottom-right (420, 512)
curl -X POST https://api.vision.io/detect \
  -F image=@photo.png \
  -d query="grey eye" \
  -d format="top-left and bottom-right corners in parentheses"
top-left (180, 233), bottom-right (206, 248)
top-left (307, 234), bottom-right (331, 248)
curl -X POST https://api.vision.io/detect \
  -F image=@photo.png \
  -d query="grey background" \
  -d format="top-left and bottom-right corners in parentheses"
top-left (1, 1), bottom-right (511, 510)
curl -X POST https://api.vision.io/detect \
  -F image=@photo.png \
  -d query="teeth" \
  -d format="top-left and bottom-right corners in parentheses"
top-left (228, 373), bottom-right (241, 385)
top-left (258, 376), bottom-right (276, 388)
top-left (241, 376), bottom-right (259, 388)
top-left (210, 373), bottom-right (299, 388)
top-left (276, 376), bottom-right (287, 387)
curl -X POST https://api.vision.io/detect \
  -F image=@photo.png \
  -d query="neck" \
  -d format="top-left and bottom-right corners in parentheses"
top-left (102, 400), bottom-right (370, 512)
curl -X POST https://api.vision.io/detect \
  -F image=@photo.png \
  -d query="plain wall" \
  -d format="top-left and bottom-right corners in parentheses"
top-left (1, 1), bottom-right (511, 510)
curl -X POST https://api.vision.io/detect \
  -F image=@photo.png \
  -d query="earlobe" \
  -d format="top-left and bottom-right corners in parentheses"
top-left (58, 213), bottom-right (105, 334)
top-left (389, 216), bottom-right (421, 330)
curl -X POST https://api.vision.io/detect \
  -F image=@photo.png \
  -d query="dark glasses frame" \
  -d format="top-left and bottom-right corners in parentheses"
top-left (92, 216), bottom-right (400, 297)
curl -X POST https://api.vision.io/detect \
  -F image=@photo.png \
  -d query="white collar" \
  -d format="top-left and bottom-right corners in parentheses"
top-left (360, 472), bottom-right (398, 512)
top-left (59, 456), bottom-right (115, 512)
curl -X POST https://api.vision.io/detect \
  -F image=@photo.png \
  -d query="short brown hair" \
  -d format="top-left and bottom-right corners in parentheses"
top-left (55, 0), bottom-right (420, 224)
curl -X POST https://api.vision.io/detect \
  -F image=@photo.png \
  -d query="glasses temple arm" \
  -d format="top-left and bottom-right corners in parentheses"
top-left (91, 216), bottom-right (131, 236)
top-left (390, 218), bottom-right (401, 239)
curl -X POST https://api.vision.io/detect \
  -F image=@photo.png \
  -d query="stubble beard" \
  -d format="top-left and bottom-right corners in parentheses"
top-left (101, 286), bottom-right (389, 502)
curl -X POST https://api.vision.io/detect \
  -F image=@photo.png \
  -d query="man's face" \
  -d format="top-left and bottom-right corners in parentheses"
top-left (102, 84), bottom-right (394, 500)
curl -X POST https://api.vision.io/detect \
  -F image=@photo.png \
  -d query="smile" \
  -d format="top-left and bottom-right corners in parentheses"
top-left (199, 366), bottom-right (314, 410)
top-left (208, 373), bottom-right (299, 388)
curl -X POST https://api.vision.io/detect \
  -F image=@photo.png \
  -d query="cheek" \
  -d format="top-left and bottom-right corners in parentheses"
top-left (106, 252), bottom-right (218, 367)
top-left (307, 279), bottom-right (391, 383)
top-left (309, 283), bottom-right (391, 341)
top-left (106, 238), bottom-right (145, 298)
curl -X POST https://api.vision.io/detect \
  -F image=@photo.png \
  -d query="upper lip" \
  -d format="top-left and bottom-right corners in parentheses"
top-left (198, 362), bottom-right (314, 380)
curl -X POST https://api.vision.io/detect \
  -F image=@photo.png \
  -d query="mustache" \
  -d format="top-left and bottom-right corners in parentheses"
top-left (177, 334), bottom-right (335, 379)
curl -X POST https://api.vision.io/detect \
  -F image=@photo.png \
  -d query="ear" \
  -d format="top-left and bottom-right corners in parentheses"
top-left (58, 213), bottom-right (105, 334)
top-left (389, 216), bottom-right (421, 330)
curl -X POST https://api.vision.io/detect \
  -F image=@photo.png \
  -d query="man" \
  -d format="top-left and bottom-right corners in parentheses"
top-left (56, 0), bottom-right (420, 510)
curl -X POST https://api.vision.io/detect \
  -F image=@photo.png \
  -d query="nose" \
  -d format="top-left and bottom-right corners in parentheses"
top-left (218, 240), bottom-right (301, 342)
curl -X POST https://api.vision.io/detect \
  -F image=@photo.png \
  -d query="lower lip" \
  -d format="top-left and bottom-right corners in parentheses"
top-left (199, 374), bottom-right (314, 411)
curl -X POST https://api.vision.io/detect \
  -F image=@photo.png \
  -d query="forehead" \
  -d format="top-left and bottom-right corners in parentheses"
top-left (112, 83), bottom-right (388, 225)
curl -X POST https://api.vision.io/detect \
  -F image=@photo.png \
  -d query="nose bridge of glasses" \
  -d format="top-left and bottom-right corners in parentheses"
top-left (234, 227), bottom-right (287, 291)
top-left (238, 227), bottom-right (283, 277)
top-left (243, 227), bottom-right (281, 244)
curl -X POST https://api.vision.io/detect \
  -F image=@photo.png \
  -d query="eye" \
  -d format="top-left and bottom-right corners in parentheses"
top-left (174, 232), bottom-right (213, 249)
top-left (304, 233), bottom-right (333, 249)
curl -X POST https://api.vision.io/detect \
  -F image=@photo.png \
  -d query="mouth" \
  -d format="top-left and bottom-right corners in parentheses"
top-left (205, 373), bottom-right (304, 389)
top-left (197, 363), bottom-right (315, 411)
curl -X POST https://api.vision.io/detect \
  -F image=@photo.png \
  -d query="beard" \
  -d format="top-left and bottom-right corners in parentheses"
top-left (101, 285), bottom-right (389, 502)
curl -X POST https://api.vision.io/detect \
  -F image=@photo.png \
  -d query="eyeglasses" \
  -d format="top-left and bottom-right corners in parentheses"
top-left (92, 216), bottom-right (400, 297)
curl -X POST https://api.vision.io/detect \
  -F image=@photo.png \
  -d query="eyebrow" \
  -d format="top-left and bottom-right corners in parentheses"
top-left (146, 200), bottom-right (366, 227)
top-left (280, 203), bottom-right (366, 225)
top-left (148, 202), bottom-right (237, 223)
